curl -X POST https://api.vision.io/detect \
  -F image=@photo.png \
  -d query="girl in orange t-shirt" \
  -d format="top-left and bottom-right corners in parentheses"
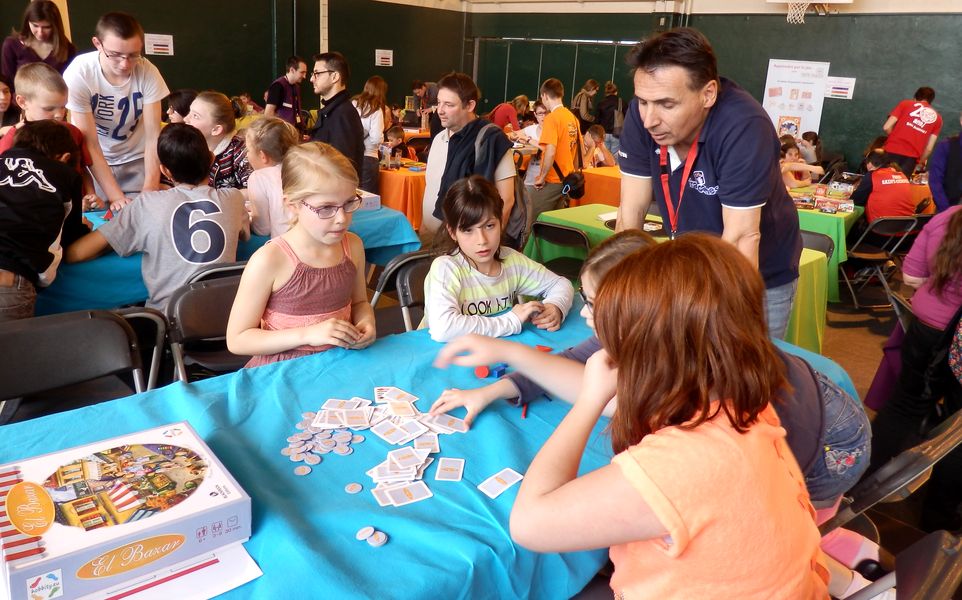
top-left (505, 235), bottom-right (830, 599)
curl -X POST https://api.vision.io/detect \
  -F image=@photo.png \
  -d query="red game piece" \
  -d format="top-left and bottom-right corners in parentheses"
top-left (474, 366), bottom-right (490, 378)
top-left (535, 345), bottom-right (553, 353)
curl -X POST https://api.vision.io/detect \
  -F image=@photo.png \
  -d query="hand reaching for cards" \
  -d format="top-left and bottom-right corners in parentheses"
top-left (429, 387), bottom-right (499, 427)
top-left (82, 194), bottom-right (105, 211)
top-left (531, 303), bottom-right (563, 331)
top-left (512, 300), bottom-right (544, 324)
top-left (434, 334), bottom-right (515, 369)
top-left (109, 196), bottom-right (133, 213)
top-left (304, 318), bottom-right (361, 348)
top-left (579, 349), bottom-right (618, 411)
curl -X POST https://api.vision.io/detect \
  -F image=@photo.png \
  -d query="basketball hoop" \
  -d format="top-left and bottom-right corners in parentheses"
top-left (787, 2), bottom-right (811, 24)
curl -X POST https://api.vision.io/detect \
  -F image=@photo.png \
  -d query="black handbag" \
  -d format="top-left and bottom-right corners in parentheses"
top-left (552, 128), bottom-right (586, 199)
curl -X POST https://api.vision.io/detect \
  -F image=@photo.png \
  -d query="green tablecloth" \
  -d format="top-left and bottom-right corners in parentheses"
top-left (796, 206), bottom-right (863, 303)
top-left (524, 204), bottom-right (828, 354)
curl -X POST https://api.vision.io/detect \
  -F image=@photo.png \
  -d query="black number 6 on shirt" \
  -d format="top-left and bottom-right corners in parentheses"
top-left (171, 200), bottom-right (227, 264)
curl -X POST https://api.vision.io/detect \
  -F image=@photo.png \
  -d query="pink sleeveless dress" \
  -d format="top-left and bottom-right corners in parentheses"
top-left (245, 236), bottom-right (356, 367)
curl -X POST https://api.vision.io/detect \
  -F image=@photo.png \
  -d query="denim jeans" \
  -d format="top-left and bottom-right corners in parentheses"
top-left (604, 134), bottom-right (620, 162)
top-left (804, 370), bottom-right (872, 507)
top-left (0, 273), bottom-right (37, 322)
top-left (765, 278), bottom-right (798, 340)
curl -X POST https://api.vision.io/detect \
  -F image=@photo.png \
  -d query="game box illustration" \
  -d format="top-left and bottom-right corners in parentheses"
top-left (0, 422), bottom-right (251, 600)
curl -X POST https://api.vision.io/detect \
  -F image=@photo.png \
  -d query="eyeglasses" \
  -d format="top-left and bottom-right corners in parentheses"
top-left (534, 111), bottom-right (547, 117)
top-left (311, 70), bottom-right (335, 78)
top-left (300, 194), bottom-right (363, 219)
top-left (579, 289), bottom-right (593, 312)
top-left (100, 48), bottom-right (142, 63)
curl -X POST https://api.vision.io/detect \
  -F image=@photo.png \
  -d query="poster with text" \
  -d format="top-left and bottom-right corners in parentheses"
top-left (762, 59), bottom-right (830, 136)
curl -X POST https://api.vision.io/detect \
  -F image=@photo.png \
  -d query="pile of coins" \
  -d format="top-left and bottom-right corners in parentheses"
top-left (282, 411), bottom-right (366, 475)
top-left (356, 526), bottom-right (388, 547)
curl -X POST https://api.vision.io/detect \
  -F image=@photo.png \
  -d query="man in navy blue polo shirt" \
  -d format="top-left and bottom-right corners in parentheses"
top-left (616, 28), bottom-right (802, 339)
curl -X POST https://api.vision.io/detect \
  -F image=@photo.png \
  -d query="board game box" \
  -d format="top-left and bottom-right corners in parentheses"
top-left (0, 422), bottom-right (252, 600)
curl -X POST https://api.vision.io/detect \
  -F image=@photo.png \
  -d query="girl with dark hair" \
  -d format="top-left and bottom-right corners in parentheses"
top-left (498, 234), bottom-right (829, 598)
top-left (0, 74), bottom-right (18, 136)
top-left (165, 89), bottom-right (197, 124)
top-left (422, 175), bottom-right (573, 342)
top-left (870, 206), bottom-right (962, 531)
top-left (1, 1), bottom-right (76, 82)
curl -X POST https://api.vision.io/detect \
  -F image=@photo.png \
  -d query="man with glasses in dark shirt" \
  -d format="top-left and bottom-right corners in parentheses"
top-left (309, 51), bottom-right (364, 173)
top-left (63, 12), bottom-right (168, 212)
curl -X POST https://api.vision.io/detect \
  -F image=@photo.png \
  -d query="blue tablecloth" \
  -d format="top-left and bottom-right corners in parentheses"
top-left (35, 207), bottom-right (420, 316)
top-left (0, 313), bottom-right (611, 599)
top-left (0, 303), bottom-right (857, 598)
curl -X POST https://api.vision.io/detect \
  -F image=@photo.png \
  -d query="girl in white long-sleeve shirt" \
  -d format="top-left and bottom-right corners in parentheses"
top-left (423, 175), bottom-right (573, 342)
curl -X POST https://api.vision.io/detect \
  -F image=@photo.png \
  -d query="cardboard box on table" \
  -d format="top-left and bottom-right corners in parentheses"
top-left (358, 189), bottom-right (381, 211)
top-left (0, 422), bottom-right (251, 600)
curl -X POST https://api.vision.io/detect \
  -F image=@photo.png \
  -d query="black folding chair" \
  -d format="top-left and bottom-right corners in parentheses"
top-left (370, 250), bottom-right (437, 337)
top-left (840, 531), bottom-right (962, 600)
top-left (396, 253), bottom-right (436, 332)
top-left (0, 310), bottom-right (145, 424)
top-left (166, 275), bottom-right (249, 382)
top-left (800, 230), bottom-right (836, 262)
top-left (529, 221), bottom-right (591, 281)
top-left (115, 307), bottom-right (168, 391)
top-left (840, 216), bottom-right (918, 309)
top-left (189, 261), bottom-right (248, 284)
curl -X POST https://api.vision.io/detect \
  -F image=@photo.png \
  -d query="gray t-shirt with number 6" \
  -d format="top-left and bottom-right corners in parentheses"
top-left (99, 185), bottom-right (250, 311)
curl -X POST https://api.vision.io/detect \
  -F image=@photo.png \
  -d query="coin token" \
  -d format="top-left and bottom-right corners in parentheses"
top-left (290, 452), bottom-right (306, 462)
top-left (351, 435), bottom-right (365, 444)
top-left (280, 447), bottom-right (294, 456)
top-left (294, 465), bottom-right (312, 476)
top-left (333, 446), bottom-right (353, 456)
top-left (356, 526), bottom-right (375, 541)
top-left (286, 435), bottom-right (300, 443)
top-left (333, 432), bottom-right (353, 443)
top-left (295, 432), bottom-right (314, 441)
top-left (367, 531), bottom-right (388, 547)
top-left (304, 454), bottom-right (321, 465)
top-left (302, 411), bottom-right (316, 420)
top-left (344, 482), bottom-right (363, 494)
top-left (288, 439), bottom-right (306, 448)
top-left (315, 445), bottom-right (332, 454)
top-left (320, 439), bottom-right (337, 449)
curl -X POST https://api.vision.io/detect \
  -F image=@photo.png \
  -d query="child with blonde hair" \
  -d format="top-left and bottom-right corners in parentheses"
top-left (185, 91), bottom-right (252, 189)
top-left (227, 142), bottom-right (376, 366)
top-left (245, 116), bottom-right (299, 237)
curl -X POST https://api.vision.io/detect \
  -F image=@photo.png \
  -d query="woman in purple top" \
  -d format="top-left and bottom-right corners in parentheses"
top-left (870, 205), bottom-right (962, 531)
top-left (1, 1), bottom-right (77, 85)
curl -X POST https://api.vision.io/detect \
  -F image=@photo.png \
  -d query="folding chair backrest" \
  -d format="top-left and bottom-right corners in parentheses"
top-left (167, 276), bottom-right (241, 345)
top-left (820, 408), bottom-right (962, 536)
top-left (189, 261), bottom-right (248, 284)
top-left (849, 216), bottom-right (918, 255)
top-left (800, 230), bottom-right (836, 261)
top-left (531, 221), bottom-right (591, 251)
top-left (0, 310), bottom-right (144, 400)
top-left (115, 307), bottom-right (168, 391)
top-left (370, 250), bottom-right (436, 309)
top-left (396, 255), bottom-right (435, 331)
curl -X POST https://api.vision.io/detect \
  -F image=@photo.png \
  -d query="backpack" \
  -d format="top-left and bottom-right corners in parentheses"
top-left (474, 123), bottom-right (531, 250)
top-left (612, 98), bottom-right (625, 137)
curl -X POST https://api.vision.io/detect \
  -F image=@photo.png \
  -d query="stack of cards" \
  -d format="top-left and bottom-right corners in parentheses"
top-left (367, 447), bottom-right (436, 508)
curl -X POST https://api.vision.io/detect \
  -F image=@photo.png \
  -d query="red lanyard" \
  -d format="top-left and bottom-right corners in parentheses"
top-left (658, 132), bottom-right (700, 239)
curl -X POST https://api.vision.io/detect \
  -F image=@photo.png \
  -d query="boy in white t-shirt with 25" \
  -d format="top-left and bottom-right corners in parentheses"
top-left (63, 12), bottom-right (168, 212)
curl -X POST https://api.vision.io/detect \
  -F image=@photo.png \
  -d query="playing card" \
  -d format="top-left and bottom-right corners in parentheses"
top-left (370, 420), bottom-right (409, 445)
top-left (375, 386), bottom-right (419, 404)
top-left (371, 483), bottom-right (407, 507)
top-left (478, 468), bottom-right (523, 499)
top-left (388, 400), bottom-right (417, 418)
top-left (413, 432), bottom-right (440, 454)
top-left (435, 457), bottom-right (465, 482)
top-left (385, 481), bottom-right (433, 506)
top-left (396, 420), bottom-right (430, 444)
top-left (323, 398), bottom-right (361, 410)
top-left (387, 447), bottom-right (426, 470)
top-left (432, 414), bottom-right (468, 434)
top-left (340, 409), bottom-right (371, 428)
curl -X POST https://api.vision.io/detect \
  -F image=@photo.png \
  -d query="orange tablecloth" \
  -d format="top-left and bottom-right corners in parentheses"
top-left (573, 166), bottom-right (621, 207)
top-left (910, 183), bottom-right (935, 213)
top-left (379, 168), bottom-right (425, 231)
top-left (403, 128), bottom-right (430, 143)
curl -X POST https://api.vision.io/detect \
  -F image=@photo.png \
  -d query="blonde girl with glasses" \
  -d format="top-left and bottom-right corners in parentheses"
top-left (227, 143), bottom-right (376, 366)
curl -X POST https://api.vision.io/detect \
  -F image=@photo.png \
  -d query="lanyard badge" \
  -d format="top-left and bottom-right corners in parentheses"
top-left (658, 131), bottom-right (701, 239)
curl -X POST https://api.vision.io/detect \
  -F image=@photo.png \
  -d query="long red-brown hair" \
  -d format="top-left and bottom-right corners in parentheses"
top-left (594, 234), bottom-right (787, 453)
